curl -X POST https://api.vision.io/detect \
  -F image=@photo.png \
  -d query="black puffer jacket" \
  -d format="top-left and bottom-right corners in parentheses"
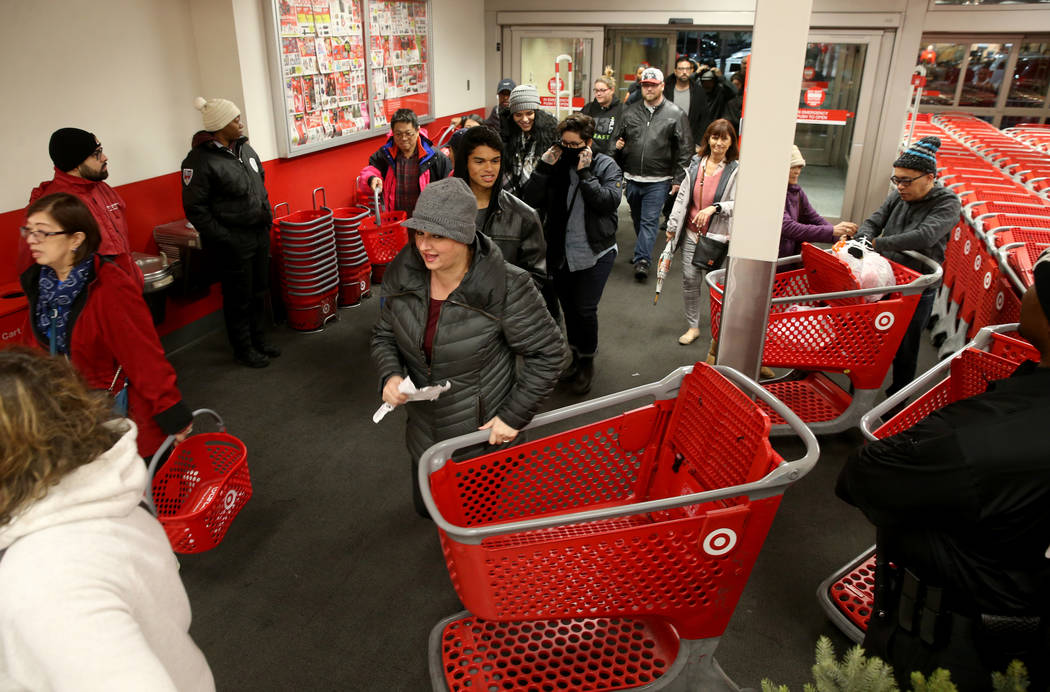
top-left (370, 233), bottom-right (567, 461)
top-left (479, 189), bottom-right (547, 287)
top-left (612, 99), bottom-right (693, 185)
top-left (181, 132), bottom-right (272, 247)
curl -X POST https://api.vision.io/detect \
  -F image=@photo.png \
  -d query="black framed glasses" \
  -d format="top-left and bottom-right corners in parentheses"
top-left (890, 173), bottom-right (925, 187)
top-left (20, 226), bottom-right (71, 241)
top-left (559, 140), bottom-right (586, 149)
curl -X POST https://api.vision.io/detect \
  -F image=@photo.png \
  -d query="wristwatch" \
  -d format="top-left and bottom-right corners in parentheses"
top-left (713, 203), bottom-right (722, 215)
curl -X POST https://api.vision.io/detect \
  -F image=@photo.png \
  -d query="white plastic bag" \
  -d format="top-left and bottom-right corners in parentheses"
top-left (830, 239), bottom-right (895, 302)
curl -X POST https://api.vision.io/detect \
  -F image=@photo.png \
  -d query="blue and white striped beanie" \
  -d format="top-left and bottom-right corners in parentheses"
top-left (893, 136), bottom-right (940, 175)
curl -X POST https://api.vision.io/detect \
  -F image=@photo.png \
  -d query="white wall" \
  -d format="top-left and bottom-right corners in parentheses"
top-left (431, 0), bottom-right (487, 117)
top-left (0, 0), bottom-right (203, 213)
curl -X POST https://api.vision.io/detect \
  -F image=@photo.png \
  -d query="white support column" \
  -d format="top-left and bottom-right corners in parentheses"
top-left (716, 0), bottom-right (814, 380)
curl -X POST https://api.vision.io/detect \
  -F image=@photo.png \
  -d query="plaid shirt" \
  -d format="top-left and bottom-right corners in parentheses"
top-left (394, 152), bottom-right (421, 215)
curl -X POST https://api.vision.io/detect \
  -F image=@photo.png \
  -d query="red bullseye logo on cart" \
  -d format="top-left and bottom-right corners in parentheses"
top-left (702, 528), bottom-right (738, 556)
top-left (974, 255), bottom-right (982, 271)
top-left (983, 272), bottom-right (993, 290)
top-left (964, 239), bottom-right (972, 255)
top-left (996, 292), bottom-right (1005, 310)
top-left (954, 228), bottom-right (961, 241)
top-left (874, 312), bottom-right (895, 331)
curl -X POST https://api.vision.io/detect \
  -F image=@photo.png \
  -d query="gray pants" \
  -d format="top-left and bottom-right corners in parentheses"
top-left (680, 234), bottom-right (706, 329)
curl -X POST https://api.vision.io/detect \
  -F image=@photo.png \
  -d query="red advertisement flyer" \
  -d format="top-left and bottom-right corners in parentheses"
top-left (279, 1), bottom-right (299, 36)
top-left (282, 37), bottom-right (302, 74)
top-left (315, 37), bottom-right (334, 73)
top-left (334, 71), bottom-right (351, 105)
top-left (370, 35), bottom-right (384, 65)
top-left (302, 75), bottom-right (317, 112)
top-left (312, 0), bottom-right (331, 36)
top-left (298, 38), bottom-right (318, 74)
top-left (322, 73), bottom-right (339, 108)
top-left (305, 112), bottom-right (324, 143)
top-left (335, 107), bottom-right (355, 135)
top-left (290, 76), bottom-right (305, 114)
top-left (294, 2), bottom-right (314, 35)
top-left (291, 114), bottom-right (307, 146)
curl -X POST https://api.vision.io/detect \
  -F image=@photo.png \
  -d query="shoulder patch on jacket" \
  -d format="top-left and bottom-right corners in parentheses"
top-left (182, 168), bottom-right (193, 186)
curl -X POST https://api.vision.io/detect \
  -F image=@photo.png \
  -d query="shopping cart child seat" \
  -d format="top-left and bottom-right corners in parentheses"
top-left (421, 363), bottom-right (819, 691)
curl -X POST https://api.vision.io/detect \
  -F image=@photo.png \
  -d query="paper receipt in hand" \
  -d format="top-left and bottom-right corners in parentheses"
top-left (372, 378), bottom-right (452, 423)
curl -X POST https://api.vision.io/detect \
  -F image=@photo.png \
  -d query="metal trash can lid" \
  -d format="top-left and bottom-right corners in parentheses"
top-left (133, 252), bottom-right (176, 293)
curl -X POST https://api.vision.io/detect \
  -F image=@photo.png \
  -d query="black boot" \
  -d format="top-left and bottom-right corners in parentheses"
top-left (235, 347), bottom-right (270, 368)
top-left (559, 348), bottom-right (580, 383)
top-left (253, 339), bottom-right (282, 358)
top-left (570, 353), bottom-right (595, 395)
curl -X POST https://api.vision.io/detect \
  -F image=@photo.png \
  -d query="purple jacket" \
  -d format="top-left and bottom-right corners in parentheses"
top-left (781, 183), bottom-right (834, 257)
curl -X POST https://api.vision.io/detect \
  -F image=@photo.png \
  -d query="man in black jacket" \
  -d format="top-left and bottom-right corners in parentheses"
top-left (836, 248), bottom-right (1050, 691)
top-left (181, 97), bottom-right (277, 368)
top-left (613, 67), bottom-right (693, 281)
top-left (665, 56), bottom-right (709, 144)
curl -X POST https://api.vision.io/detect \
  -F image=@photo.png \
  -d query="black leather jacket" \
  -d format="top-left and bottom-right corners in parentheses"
top-left (479, 190), bottom-right (547, 286)
top-left (181, 132), bottom-right (272, 247)
top-left (612, 99), bottom-right (694, 185)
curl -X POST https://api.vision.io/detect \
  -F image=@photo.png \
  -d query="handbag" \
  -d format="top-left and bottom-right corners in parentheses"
top-left (691, 233), bottom-right (729, 270)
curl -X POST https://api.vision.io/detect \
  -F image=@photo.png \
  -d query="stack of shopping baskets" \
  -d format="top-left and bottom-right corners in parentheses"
top-left (332, 203), bottom-right (372, 307)
top-left (272, 189), bottom-right (339, 332)
top-left (420, 362), bottom-right (819, 691)
top-left (817, 325), bottom-right (1039, 643)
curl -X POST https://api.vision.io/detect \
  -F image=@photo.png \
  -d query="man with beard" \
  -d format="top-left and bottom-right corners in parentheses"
top-left (23, 128), bottom-right (131, 269)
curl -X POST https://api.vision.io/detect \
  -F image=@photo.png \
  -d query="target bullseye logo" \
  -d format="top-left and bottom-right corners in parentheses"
top-left (702, 528), bottom-right (738, 556)
top-left (874, 311), bottom-right (895, 331)
top-left (974, 255), bottom-right (982, 271)
top-left (983, 272), bottom-right (992, 289)
top-left (996, 291), bottom-right (1005, 310)
top-left (223, 489), bottom-right (238, 510)
top-left (964, 239), bottom-right (972, 254)
top-left (954, 227), bottom-right (961, 241)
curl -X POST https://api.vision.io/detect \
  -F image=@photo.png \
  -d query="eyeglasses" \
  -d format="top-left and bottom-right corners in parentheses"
top-left (890, 173), bottom-right (926, 187)
top-left (559, 140), bottom-right (586, 149)
top-left (392, 130), bottom-right (417, 140)
top-left (20, 226), bottom-right (71, 242)
top-left (593, 86), bottom-right (611, 93)
top-left (91, 146), bottom-right (104, 161)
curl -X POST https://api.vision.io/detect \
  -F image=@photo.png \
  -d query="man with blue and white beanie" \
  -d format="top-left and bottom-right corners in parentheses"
top-left (855, 135), bottom-right (961, 395)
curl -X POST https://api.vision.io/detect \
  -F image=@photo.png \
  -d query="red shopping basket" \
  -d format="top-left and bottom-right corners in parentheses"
top-left (146, 409), bottom-right (251, 554)
top-left (359, 211), bottom-right (409, 263)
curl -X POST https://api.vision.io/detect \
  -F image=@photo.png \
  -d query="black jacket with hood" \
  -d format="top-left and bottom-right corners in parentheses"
top-left (180, 132), bottom-right (272, 248)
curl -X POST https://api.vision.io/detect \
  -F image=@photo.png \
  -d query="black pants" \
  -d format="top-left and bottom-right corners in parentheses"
top-left (217, 229), bottom-right (271, 354)
top-left (552, 250), bottom-right (616, 355)
top-left (887, 286), bottom-right (936, 396)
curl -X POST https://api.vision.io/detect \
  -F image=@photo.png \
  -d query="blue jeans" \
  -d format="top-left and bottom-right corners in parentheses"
top-left (626, 179), bottom-right (671, 264)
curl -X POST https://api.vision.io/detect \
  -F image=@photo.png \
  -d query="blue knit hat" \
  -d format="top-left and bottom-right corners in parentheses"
top-left (893, 136), bottom-right (941, 175)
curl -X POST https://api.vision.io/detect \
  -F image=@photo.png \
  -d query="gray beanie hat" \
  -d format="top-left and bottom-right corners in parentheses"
top-left (402, 178), bottom-right (477, 245)
top-left (893, 136), bottom-right (940, 175)
top-left (508, 84), bottom-right (541, 113)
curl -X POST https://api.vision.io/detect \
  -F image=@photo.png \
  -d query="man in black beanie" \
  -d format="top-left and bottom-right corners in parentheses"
top-left (836, 248), bottom-right (1050, 691)
top-left (23, 128), bottom-right (131, 270)
top-left (855, 136), bottom-right (961, 395)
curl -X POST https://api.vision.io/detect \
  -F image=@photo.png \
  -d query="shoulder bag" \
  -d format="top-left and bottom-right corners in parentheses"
top-left (689, 158), bottom-right (729, 270)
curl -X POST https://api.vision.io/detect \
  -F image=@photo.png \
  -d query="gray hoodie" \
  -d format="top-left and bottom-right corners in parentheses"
top-left (855, 184), bottom-right (961, 274)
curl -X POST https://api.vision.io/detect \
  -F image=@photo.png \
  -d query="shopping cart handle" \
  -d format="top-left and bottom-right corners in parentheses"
top-left (143, 408), bottom-right (226, 515)
top-left (419, 365), bottom-right (819, 544)
top-left (858, 323), bottom-right (1019, 441)
top-left (373, 188), bottom-right (383, 225)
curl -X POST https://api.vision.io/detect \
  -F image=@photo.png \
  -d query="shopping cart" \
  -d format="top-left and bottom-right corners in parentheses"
top-left (816, 325), bottom-right (1038, 643)
top-left (359, 188), bottom-right (408, 284)
top-left (706, 243), bottom-right (942, 436)
top-left (145, 409), bottom-right (251, 554)
top-left (420, 362), bottom-right (819, 691)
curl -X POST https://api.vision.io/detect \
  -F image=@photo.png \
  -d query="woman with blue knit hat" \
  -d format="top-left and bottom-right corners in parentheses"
top-left (855, 135), bottom-right (961, 395)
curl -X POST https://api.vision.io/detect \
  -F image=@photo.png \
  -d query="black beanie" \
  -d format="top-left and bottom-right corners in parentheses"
top-left (49, 128), bottom-right (98, 172)
top-left (893, 136), bottom-right (940, 175)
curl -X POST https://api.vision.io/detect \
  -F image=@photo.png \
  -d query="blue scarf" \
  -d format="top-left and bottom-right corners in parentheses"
top-left (35, 257), bottom-right (93, 356)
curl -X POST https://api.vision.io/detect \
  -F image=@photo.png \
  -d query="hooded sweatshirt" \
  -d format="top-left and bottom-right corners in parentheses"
top-left (0, 424), bottom-right (215, 692)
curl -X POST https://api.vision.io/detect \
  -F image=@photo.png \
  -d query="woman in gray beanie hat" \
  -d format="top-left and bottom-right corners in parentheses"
top-left (501, 85), bottom-right (559, 196)
top-left (371, 178), bottom-right (567, 517)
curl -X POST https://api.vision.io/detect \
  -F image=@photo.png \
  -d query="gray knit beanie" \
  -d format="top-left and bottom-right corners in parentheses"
top-left (508, 85), bottom-right (541, 113)
top-left (402, 178), bottom-right (477, 245)
top-left (893, 136), bottom-right (940, 175)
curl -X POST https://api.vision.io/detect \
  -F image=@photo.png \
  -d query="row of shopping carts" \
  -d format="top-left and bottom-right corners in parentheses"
top-left (903, 113), bottom-right (1050, 358)
top-left (271, 188), bottom-right (409, 331)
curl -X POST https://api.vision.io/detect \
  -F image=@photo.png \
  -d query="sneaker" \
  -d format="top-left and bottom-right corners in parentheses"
top-left (634, 259), bottom-right (650, 282)
top-left (254, 341), bottom-right (282, 358)
top-left (235, 347), bottom-right (270, 369)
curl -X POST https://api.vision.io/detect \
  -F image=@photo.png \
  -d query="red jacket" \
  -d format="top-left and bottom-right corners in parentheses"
top-left (356, 129), bottom-right (452, 212)
top-left (21, 170), bottom-right (133, 272)
top-left (20, 254), bottom-right (191, 457)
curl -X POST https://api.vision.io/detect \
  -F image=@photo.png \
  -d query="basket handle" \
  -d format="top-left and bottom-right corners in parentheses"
top-left (373, 187), bottom-right (383, 225)
top-left (313, 187), bottom-right (327, 211)
top-left (143, 408), bottom-right (226, 516)
top-left (273, 202), bottom-right (290, 218)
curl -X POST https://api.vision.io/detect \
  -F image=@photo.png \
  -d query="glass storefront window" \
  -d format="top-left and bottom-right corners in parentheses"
top-left (918, 43), bottom-right (967, 106)
top-left (958, 43), bottom-right (1010, 106)
top-left (1001, 115), bottom-right (1045, 128)
top-left (1007, 43), bottom-right (1050, 107)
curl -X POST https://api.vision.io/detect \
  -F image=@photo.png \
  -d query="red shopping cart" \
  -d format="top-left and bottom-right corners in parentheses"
top-left (817, 325), bottom-right (1038, 642)
top-left (359, 188), bottom-right (408, 284)
top-left (145, 409), bottom-right (251, 554)
top-left (706, 243), bottom-right (942, 435)
top-left (421, 362), bottom-right (819, 691)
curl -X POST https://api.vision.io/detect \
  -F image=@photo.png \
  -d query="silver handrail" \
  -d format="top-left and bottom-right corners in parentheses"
top-left (419, 365), bottom-right (819, 544)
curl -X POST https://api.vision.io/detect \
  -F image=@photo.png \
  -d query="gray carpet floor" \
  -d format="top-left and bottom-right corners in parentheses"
top-left (166, 199), bottom-right (934, 691)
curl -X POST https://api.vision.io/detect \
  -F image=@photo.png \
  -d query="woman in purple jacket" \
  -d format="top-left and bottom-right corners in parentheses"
top-left (781, 145), bottom-right (855, 257)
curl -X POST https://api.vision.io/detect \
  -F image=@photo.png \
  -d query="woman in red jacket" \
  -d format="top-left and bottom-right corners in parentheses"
top-left (19, 193), bottom-right (192, 458)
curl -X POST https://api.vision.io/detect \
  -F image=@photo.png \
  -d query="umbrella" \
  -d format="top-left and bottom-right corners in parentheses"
top-left (653, 239), bottom-right (675, 305)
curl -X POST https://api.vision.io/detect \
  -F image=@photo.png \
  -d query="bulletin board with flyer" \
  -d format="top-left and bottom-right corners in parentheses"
top-left (265, 0), bottom-right (433, 157)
